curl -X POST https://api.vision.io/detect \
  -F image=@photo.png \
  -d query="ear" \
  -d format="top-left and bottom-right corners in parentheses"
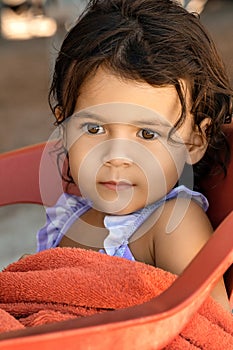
top-left (55, 106), bottom-right (64, 123)
top-left (186, 118), bottom-right (211, 165)
top-left (54, 106), bottom-right (67, 148)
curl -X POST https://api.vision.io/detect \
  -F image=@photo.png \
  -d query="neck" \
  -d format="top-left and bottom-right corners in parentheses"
top-left (81, 208), bottom-right (106, 228)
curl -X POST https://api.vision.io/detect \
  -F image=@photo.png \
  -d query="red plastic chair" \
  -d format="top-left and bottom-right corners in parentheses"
top-left (0, 141), bottom-right (67, 207)
top-left (200, 124), bottom-right (233, 303)
top-left (0, 133), bottom-right (232, 349)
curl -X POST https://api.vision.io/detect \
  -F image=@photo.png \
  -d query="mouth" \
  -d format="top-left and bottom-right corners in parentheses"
top-left (99, 181), bottom-right (135, 191)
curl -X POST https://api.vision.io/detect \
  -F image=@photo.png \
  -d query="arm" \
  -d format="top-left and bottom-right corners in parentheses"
top-left (154, 198), bottom-right (231, 312)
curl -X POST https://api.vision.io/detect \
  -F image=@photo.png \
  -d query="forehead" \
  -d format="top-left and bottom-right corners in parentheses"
top-left (74, 67), bottom-right (186, 125)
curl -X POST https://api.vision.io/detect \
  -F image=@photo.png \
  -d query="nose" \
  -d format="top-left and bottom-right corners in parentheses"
top-left (104, 157), bottom-right (133, 168)
top-left (102, 139), bottom-right (133, 168)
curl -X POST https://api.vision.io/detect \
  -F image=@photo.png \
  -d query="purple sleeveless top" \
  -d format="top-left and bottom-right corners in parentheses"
top-left (37, 185), bottom-right (208, 261)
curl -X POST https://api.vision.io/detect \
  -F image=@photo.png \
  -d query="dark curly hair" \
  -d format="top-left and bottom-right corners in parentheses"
top-left (49, 0), bottom-right (233, 188)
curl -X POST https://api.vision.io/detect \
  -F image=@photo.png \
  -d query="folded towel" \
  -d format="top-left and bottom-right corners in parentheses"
top-left (0, 247), bottom-right (232, 349)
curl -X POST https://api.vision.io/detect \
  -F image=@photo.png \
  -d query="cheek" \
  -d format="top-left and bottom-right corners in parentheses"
top-left (145, 142), bottom-right (188, 200)
top-left (69, 142), bottom-right (103, 195)
top-left (69, 144), bottom-right (90, 184)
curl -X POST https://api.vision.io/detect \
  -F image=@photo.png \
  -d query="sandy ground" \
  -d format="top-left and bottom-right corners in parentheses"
top-left (0, 0), bottom-right (233, 269)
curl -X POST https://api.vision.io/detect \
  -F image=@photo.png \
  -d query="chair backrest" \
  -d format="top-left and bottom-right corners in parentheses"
top-left (0, 143), bottom-right (45, 206)
top-left (200, 124), bottom-right (233, 302)
top-left (200, 124), bottom-right (233, 229)
top-left (0, 141), bottom-right (79, 207)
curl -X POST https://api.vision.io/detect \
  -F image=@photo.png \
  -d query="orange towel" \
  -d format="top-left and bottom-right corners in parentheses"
top-left (0, 247), bottom-right (232, 349)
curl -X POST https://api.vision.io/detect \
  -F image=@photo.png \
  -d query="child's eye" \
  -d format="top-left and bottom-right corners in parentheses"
top-left (82, 123), bottom-right (105, 135)
top-left (137, 128), bottom-right (160, 140)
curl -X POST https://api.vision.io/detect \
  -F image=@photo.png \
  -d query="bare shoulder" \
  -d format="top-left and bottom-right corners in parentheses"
top-left (152, 198), bottom-right (231, 312)
top-left (152, 197), bottom-right (213, 275)
top-left (129, 197), bottom-right (212, 268)
top-left (159, 197), bottom-right (212, 233)
top-left (131, 198), bottom-right (230, 312)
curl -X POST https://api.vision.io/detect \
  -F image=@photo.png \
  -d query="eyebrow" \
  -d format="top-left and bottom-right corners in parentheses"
top-left (73, 111), bottom-right (172, 128)
top-left (133, 119), bottom-right (171, 128)
top-left (73, 111), bottom-right (106, 121)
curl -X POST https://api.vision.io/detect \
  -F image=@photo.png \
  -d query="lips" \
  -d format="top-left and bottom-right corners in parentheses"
top-left (99, 181), bottom-right (134, 191)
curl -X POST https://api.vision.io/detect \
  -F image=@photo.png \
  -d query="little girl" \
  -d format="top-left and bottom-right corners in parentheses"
top-left (37, 0), bottom-right (232, 311)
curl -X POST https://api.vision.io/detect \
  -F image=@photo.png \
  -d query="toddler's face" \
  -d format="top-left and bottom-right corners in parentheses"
top-left (64, 67), bottom-right (195, 215)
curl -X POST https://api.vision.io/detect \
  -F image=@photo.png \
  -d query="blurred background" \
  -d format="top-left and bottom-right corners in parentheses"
top-left (0, 0), bottom-right (233, 269)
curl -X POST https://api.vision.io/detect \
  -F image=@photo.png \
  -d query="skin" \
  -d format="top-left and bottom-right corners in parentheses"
top-left (58, 67), bottom-right (230, 311)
